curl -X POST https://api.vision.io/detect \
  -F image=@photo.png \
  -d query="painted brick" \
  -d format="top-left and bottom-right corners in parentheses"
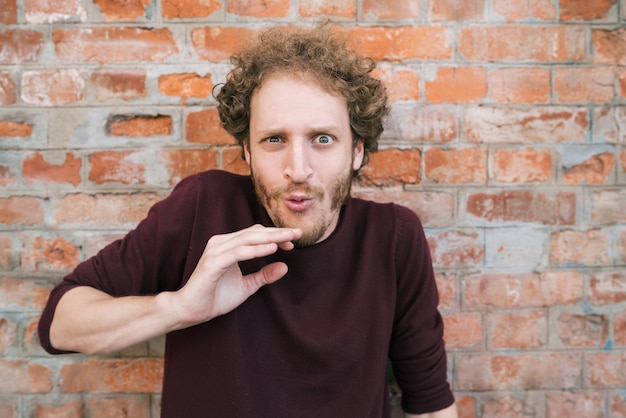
top-left (191, 27), bottom-right (257, 62)
top-left (372, 65), bottom-right (420, 102)
top-left (429, 0), bottom-right (484, 21)
top-left (490, 68), bottom-right (550, 104)
top-left (60, 358), bottom-right (163, 392)
top-left (546, 392), bottom-right (602, 418)
top-left (464, 106), bottom-right (588, 144)
top-left (616, 311), bottom-right (626, 346)
top-left (25, 0), bottom-right (86, 23)
top-left (424, 147), bottom-right (487, 184)
top-left (53, 193), bottom-right (160, 225)
top-left (443, 312), bottom-right (483, 349)
top-left (228, 0), bottom-right (290, 18)
top-left (21, 69), bottom-right (84, 106)
top-left (456, 353), bottom-right (581, 390)
top-left (89, 151), bottom-right (146, 185)
top-left (589, 270), bottom-right (626, 305)
top-left (0, 30), bottom-right (44, 64)
top-left (0, 317), bottom-right (17, 354)
top-left (482, 395), bottom-right (539, 418)
top-left (593, 27), bottom-right (626, 65)
top-left (221, 147), bottom-right (250, 175)
top-left (0, 0), bottom-right (17, 24)
top-left (53, 28), bottom-right (179, 64)
top-left (93, 0), bottom-right (151, 21)
top-left (0, 72), bottom-right (16, 105)
top-left (425, 67), bottom-right (487, 103)
top-left (585, 352), bottom-right (626, 387)
top-left (427, 230), bottom-right (483, 267)
top-left (560, 0), bottom-right (618, 21)
top-left (459, 26), bottom-right (585, 62)
top-left (384, 105), bottom-right (456, 143)
top-left (361, 0), bottom-right (420, 19)
top-left (90, 69), bottom-right (146, 102)
top-left (161, 149), bottom-right (218, 185)
top-left (0, 120), bottom-right (34, 137)
top-left (0, 278), bottom-right (52, 310)
top-left (358, 148), bottom-right (421, 186)
top-left (186, 108), bottom-right (236, 145)
top-left (492, 0), bottom-right (556, 21)
top-left (591, 189), bottom-right (626, 223)
top-left (554, 67), bottom-right (615, 103)
top-left (23, 152), bottom-right (82, 186)
top-left (107, 115), bottom-right (172, 137)
top-left (0, 197), bottom-right (44, 225)
top-left (159, 73), bottom-right (213, 102)
top-left (557, 314), bottom-right (609, 347)
top-left (162, 0), bottom-right (221, 19)
top-left (0, 236), bottom-right (12, 269)
top-left (32, 402), bottom-right (83, 418)
top-left (86, 397), bottom-right (149, 418)
top-left (488, 310), bottom-right (547, 349)
top-left (21, 236), bottom-right (79, 272)
top-left (551, 229), bottom-right (611, 266)
top-left (562, 151), bottom-right (615, 185)
top-left (466, 190), bottom-right (575, 225)
top-left (0, 359), bottom-right (53, 393)
top-left (491, 148), bottom-right (552, 183)
top-left (299, 0), bottom-right (355, 18)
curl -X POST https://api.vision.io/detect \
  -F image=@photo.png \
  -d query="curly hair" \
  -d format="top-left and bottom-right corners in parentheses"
top-left (214, 25), bottom-right (389, 172)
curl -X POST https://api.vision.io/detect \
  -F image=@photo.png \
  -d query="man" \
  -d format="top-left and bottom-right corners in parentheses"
top-left (39, 26), bottom-right (457, 418)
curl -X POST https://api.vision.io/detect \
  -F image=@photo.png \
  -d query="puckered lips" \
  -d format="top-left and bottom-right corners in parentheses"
top-left (283, 193), bottom-right (314, 212)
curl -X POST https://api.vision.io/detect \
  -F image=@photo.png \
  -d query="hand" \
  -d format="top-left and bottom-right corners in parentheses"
top-left (169, 224), bottom-right (302, 326)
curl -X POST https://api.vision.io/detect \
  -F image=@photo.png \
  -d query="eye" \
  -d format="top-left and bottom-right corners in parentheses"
top-left (314, 134), bottom-right (333, 144)
top-left (266, 136), bottom-right (281, 143)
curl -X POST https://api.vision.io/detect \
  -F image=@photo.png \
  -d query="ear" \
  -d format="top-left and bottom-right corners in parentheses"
top-left (352, 140), bottom-right (364, 171)
top-left (243, 141), bottom-right (251, 165)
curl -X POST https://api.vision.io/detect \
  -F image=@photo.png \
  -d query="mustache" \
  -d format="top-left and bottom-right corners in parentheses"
top-left (264, 184), bottom-right (325, 201)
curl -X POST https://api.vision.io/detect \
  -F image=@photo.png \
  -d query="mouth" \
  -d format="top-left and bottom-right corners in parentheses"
top-left (284, 195), bottom-right (314, 212)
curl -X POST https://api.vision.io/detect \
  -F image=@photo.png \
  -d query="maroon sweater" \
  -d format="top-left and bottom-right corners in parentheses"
top-left (39, 170), bottom-right (454, 417)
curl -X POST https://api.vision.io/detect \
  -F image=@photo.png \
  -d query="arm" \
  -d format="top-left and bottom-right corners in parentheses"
top-left (49, 225), bottom-right (302, 355)
top-left (405, 403), bottom-right (458, 418)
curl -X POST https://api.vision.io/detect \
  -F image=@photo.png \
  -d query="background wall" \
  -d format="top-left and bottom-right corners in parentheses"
top-left (1, 0), bottom-right (625, 417)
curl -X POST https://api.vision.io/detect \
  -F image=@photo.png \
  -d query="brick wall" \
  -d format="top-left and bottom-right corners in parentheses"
top-left (1, 0), bottom-right (625, 417)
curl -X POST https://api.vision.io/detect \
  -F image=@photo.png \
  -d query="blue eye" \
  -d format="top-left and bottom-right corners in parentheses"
top-left (316, 134), bottom-right (333, 144)
top-left (267, 136), bottom-right (281, 143)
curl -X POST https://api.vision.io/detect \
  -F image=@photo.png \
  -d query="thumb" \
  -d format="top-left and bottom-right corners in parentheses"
top-left (244, 262), bottom-right (288, 293)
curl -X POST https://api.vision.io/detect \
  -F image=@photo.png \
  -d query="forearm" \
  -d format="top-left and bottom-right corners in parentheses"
top-left (405, 403), bottom-right (458, 418)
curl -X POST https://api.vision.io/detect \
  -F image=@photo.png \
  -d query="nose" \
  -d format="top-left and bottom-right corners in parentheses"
top-left (283, 140), bottom-right (313, 183)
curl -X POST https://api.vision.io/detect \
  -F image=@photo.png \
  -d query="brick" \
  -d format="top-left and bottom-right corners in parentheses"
top-left (162, 0), bottom-right (221, 18)
top-left (0, 120), bottom-right (33, 137)
top-left (424, 147), bottom-right (487, 184)
top-left (358, 148), bottom-right (421, 186)
top-left (93, 0), bottom-right (151, 21)
top-left (186, 108), bottom-right (235, 145)
top-left (383, 105), bottom-right (456, 143)
top-left (23, 152), bottom-right (82, 186)
top-left (21, 69), bottom-right (84, 106)
top-left (491, 148), bottom-right (553, 183)
top-left (0, 317), bottom-right (17, 354)
top-left (0, 197), bottom-right (44, 225)
top-left (618, 69), bottom-right (626, 97)
top-left (427, 230), bottom-right (483, 267)
top-left (551, 229), bottom-right (611, 266)
top-left (90, 69), bottom-right (146, 102)
top-left (425, 67), bottom-right (487, 103)
top-left (0, 0), bottom-right (17, 24)
top-left (620, 229), bottom-right (626, 263)
top-left (191, 27), bottom-right (257, 62)
top-left (557, 314), bottom-right (609, 347)
top-left (107, 114), bottom-right (172, 137)
top-left (228, 0), bottom-right (290, 17)
top-left (616, 311), bottom-right (626, 346)
top-left (299, 0), bottom-right (355, 18)
top-left (488, 310), bottom-right (546, 349)
top-left (86, 397), bottom-right (149, 418)
top-left (435, 273), bottom-right (456, 310)
top-left (361, 0), bottom-right (420, 19)
top-left (490, 68), bottom-right (550, 104)
top-left (467, 190), bottom-right (575, 225)
top-left (0, 164), bottom-right (16, 187)
top-left (0, 359), bottom-right (53, 393)
top-left (221, 146), bottom-right (251, 176)
top-left (60, 358), bottom-right (163, 392)
top-left (464, 273), bottom-right (566, 308)
top-left (589, 270), bottom-right (626, 305)
top-left (0, 30), bottom-right (44, 64)
top-left (162, 149), bottom-right (218, 185)
top-left (0, 236), bottom-right (12, 269)
top-left (482, 395), bottom-right (538, 418)
top-left (612, 394), bottom-right (626, 418)
top-left (585, 352), bottom-right (626, 387)
top-left (25, 0), bottom-right (86, 23)
top-left (455, 396), bottom-right (476, 418)
top-left (0, 72), bottom-right (16, 105)
top-left (456, 353), bottom-right (581, 390)
top-left (21, 237), bottom-right (79, 272)
top-left (23, 317), bottom-right (46, 355)
top-left (592, 106), bottom-right (624, 144)
top-left (54, 193), bottom-right (160, 225)
top-left (0, 399), bottom-right (17, 418)
top-left (591, 189), bottom-right (626, 223)
top-left (464, 106), bottom-right (588, 144)
top-left (429, 0), bottom-right (484, 21)
top-left (158, 73), bottom-right (213, 102)
top-left (89, 151), bottom-right (146, 185)
top-left (485, 226), bottom-right (547, 268)
top-left (33, 402), bottom-right (83, 418)
top-left (54, 28), bottom-right (179, 64)
top-left (554, 67), bottom-right (615, 103)
top-left (371, 65), bottom-right (420, 102)
top-left (539, 271), bottom-right (585, 305)
top-left (593, 27), bottom-right (626, 65)
top-left (459, 25), bottom-right (585, 62)
top-left (443, 312), bottom-right (482, 349)
top-left (493, 0), bottom-right (556, 21)
top-left (547, 392), bottom-right (602, 418)
top-left (348, 26), bottom-right (452, 61)
top-left (563, 151), bottom-right (615, 185)
top-left (560, 0), bottom-right (618, 21)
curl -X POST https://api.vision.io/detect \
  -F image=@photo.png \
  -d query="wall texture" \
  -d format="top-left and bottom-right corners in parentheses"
top-left (1, 0), bottom-right (625, 417)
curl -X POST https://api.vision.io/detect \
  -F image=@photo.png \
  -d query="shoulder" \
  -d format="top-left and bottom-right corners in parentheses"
top-left (348, 197), bottom-right (423, 232)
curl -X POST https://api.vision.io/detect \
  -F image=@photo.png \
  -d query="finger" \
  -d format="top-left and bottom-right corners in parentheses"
top-left (243, 262), bottom-right (289, 292)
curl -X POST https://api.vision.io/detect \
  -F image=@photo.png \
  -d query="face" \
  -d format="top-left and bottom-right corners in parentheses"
top-left (245, 73), bottom-right (364, 247)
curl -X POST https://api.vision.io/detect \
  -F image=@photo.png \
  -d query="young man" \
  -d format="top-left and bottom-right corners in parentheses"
top-left (39, 27), bottom-right (457, 418)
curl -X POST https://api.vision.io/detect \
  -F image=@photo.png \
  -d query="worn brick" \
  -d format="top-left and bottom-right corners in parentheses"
top-left (0, 359), bottom-right (53, 393)
top-left (547, 392), bottom-right (602, 418)
top-left (493, 0), bottom-right (556, 21)
top-left (361, 0), bottom-right (420, 19)
top-left (561, 0), bottom-right (618, 21)
top-left (539, 271), bottom-right (585, 305)
top-left (220, 147), bottom-right (250, 175)
top-left (86, 397), bottom-right (149, 417)
top-left (191, 27), bottom-right (257, 62)
top-left (358, 148), bottom-right (421, 186)
top-left (21, 69), bottom-right (84, 106)
top-left (464, 273), bottom-right (545, 308)
top-left (0, 30), bottom-right (44, 64)
top-left (618, 69), bottom-right (626, 97)
top-left (427, 230), bottom-right (483, 267)
top-left (0, 164), bottom-right (16, 187)
top-left (0, 276), bottom-right (51, 318)
top-left (90, 69), bottom-right (146, 102)
top-left (372, 65), bottom-right (420, 102)
top-left (384, 105), bottom-right (456, 143)
top-left (32, 402), bottom-right (83, 418)
top-left (424, 147), bottom-right (487, 184)
top-left (590, 189), bottom-right (626, 223)
top-left (443, 312), bottom-right (482, 349)
top-left (592, 107), bottom-right (624, 144)
top-left (482, 395), bottom-right (539, 418)
top-left (485, 226), bottom-right (548, 268)
top-left (0, 0), bottom-right (17, 24)
top-left (107, 114), bottom-right (172, 137)
top-left (54, 28), bottom-right (179, 64)
top-left (491, 148), bottom-right (552, 183)
top-left (490, 68), bottom-right (550, 103)
top-left (616, 311), bottom-right (626, 346)
top-left (162, 149), bottom-right (218, 185)
top-left (21, 237), bottom-right (79, 272)
top-left (425, 67), bottom-right (487, 103)
top-left (435, 273), bottom-right (456, 310)
top-left (60, 358), bottom-right (163, 392)
top-left (88, 151), bottom-right (146, 185)
top-left (0, 317), bottom-right (17, 354)
top-left (589, 270), bottom-right (626, 305)
top-left (557, 314), bottom-right (609, 347)
top-left (23, 317), bottom-right (45, 355)
top-left (620, 228), bottom-right (626, 263)
top-left (612, 393), bottom-right (626, 418)
top-left (299, 0), bottom-right (355, 18)
top-left (0, 120), bottom-right (34, 137)
top-left (429, 0), bottom-right (484, 21)
top-left (0, 236), bottom-right (12, 269)
top-left (54, 193), bottom-right (160, 225)
top-left (0, 398), bottom-right (17, 418)
top-left (93, 0), bottom-right (151, 21)
top-left (186, 108), bottom-right (235, 145)
top-left (0, 72), bottom-right (16, 105)
top-left (563, 151), bottom-right (615, 185)
top-left (0, 197), bottom-right (44, 225)
top-left (23, 152), bottom-right (82, 186)
top-left (488, 310), bottom-right (546, 349)
top-left (162, 0), bottom-right (221, 18)
top-left (585, 352), bottom-right (626, 387)
top-left (593, 27), bottom-right (626, 65)
top-left (159, 73), bottom-right (213, 102)
top-left (554, 67), bottom-right (615, 103)
top-left (25, 0), bottom-right (86, 23)
top-left (228, 0), bottom-right (290, 18)
top-left (551, 229), bottom-right (611, 266)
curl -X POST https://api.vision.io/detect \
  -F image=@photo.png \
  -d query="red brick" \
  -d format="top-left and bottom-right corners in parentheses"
top-left (25, 0), bottom-right (86, 23)
top-left (21, 69), bottom-right (84, 106)
top-left (424, 147), bottom-right (487, 184)
top-left (0, 164), bottom-right (15, 187)
top-left (371, 65), bottom-right (419, 102)
top-left (456, 397), bottom-right (477, 418)
top-left (591, 189), bottom-right (626, 223)
top-left (616, 311), bottom-right (626, 346)
top-left (23, 152), bottom-right (82, 186)
top-left (0, 0), bottom-right (17, 24)
top-left (551, 229), bottom-right (611, 266)
top-left (612, 394), bottom-right (626, 418)
top-left (592, 106), bottom-right (623, 143)
top-left (621, 149), bottom-right (626, 172)
top-left (493, 0), bottom-right (556, 21)
top-left (361, 0), bottom-right (420, 19)
top-left (435, 273), bottom-right (456, 310)
top-left (0, 30), bottom-right (44, 64)
top-left (191, 27), bottom-right (258, 62)
top-left (33, 402), bottom-right (83, 418)
top-left (158, 73), bottom-right (213, 102)
top-left (464, 273), bottom-right (545, 308)
top-left (443, 312), bottom-right (482, 349)
top-left (221, 146), bottom-right (250, 176)
top-left (491, 148), bottom-right (552, 183)
top-left (385, 106), bottom-right (456, 143)
top-left (90, 69), bottom-right (146, 102)
top-left (0, 197), bottom-right (44, 225)
top-left (23, 317), bottom-right (45, 355)
top-left (620, 229), bottom-right (626, 263)
top-left (0, 120), bottom-right (33, 137)
top-left (228, 0), bottom-right (290, 17)
top-left (358, 148), bottom-right (421, 186)
top-left (54, 28), bottom-right (179, 64)
top-left (459, 25), bottom-right (585, 62)
top-left (488, 310), bottom-right (546, 348)
top-left (89, 151), bottom-right (146, 185)
top-left (21, 237), bottom-right (79, 272)
top-left (60, 358), bottom-right (163, 392)
top-left (0, 236), bottom-right (12, 269)
top-left (54, 193), bottom-right (160, 225)
top-left (86, 397), bottom-right (149, 418)
top-left (93, 0), bottom-right (151, 21)
top-left (348, 26), bottom-right (452, 61)
top-left (490, 68), bottom-right (550, 103)
top-left (425, 67), bottom-right (487, 103)
top-left (429, 0), bottom-right (484, 21)
top-left (0, 359), bottom-right (53, 393)
top-left (547, 392), bottom-right (602, 418)
top-left (563, 151), bottom-right (615, 185)
top-left (560, 0), bottom-right (617, 21)
top-left (554, 67), bottom-right (615, 103)
top-left (0, 399), bottom-right (17, 418)
top-left (619, 68), bottom-right (626, 97)
top-left (0, 72), bottom-right (16, 105)
top-left (557, 314), bottom-right (609, 347)
top-left (482, 395), bottom-right (538, 418)
top-left (427, 230), bottom-right (483, 267)
top-left (107, 115), bottom-right (172, 137)
top-left (467, 190), bottom-right (575, 225)
top-left (593, 27), bottom-right (626, 65)
top-left (186, 108), bottom-right (235, 145)
top-left (539, 271), bottom-right (585, 305)
top-left (162, 0), bottom-right (221, 18)
top-left (464, 106), bottom-right (588, 144)
top-left (0, 317), bottom-right (17, 353)
top-left (162, 149), bottom-right (218, 185)
top-left (585, 352), bottom-right (626, 387)
top-left (456, 353), bottom-right (581, 390)
top-left (299, 0), bottom-right (354, 17)
top-left (589, 270), bottom-right (626, 305)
